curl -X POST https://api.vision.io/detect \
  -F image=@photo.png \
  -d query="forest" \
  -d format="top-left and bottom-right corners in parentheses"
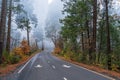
top-left (53, 0), bottom-right (120, 72)
top-left (0, 0), bottom-right (38, 65)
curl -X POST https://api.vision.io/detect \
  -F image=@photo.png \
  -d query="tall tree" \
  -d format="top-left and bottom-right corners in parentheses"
top-left (92, 0), bottom-right (97, 52)
top-left (26, 19), bottom-right (30, 46)
top-left (0, 0), bottom-right (7, 63)
top-left (105, 0), bottom-right (111, 70)
top-left (16, 12), bottom-right (37, 46)
top-left (6, 0), bottom-right (13, 53)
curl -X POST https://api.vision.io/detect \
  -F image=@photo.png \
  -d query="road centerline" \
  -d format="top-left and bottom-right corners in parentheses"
top-left (62, 64), bottom-right (71, 68)
top-left (63, 77), bottom-right (68, 80)
top-left (52, 65), bottom-right (56, 69)
top-left (35, 64), bottom-right (42, 68)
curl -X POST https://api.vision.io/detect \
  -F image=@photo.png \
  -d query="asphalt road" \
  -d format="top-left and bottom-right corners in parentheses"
top-left (1, 50), bottom-right (116, 80)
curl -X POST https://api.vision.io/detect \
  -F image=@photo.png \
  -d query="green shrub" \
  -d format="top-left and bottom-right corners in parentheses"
top-left (59, 50), bottom-right (64, 56)
top-left (1, 50), bottom-right (21, 65)
top-left (78, 53), bottom-right (85, 62)
top-left (111, 47), bottom-right (120, 71)
top-left (99, 53), bottom-right (108, 68)
top-left (9, 54), bottom-right (21, 64)
top-left (0, 62), bottom-right (7, 67)
top-left (2, 50), bottom-right (9, 63)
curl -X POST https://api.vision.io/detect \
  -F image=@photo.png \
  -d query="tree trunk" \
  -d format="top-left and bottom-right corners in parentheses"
top-left (35, 39), bottom-right (38, 49)
top-left (93, 0), bottom-right (97, 52)
top-left (42, 40), bottom-right (44, 50)
top-left (86, 20), bottom-right (91, 61)
top-left (81, 32), bottom-right (84, 51)
top-left (0, 0), bottom-right (7, 63)
top-left (26, 20), bottom-right (30, 46)
top-left (0, 42), bottom-right (3, 63)
top-left (27, 26), bottom-right (30, 46)
top-left (6, 0), bottom-right (12, 54)
top-left (2, 0), bottom-right (8, 49)
top-left (98, 24), bottom-right (103, 63)
top-left (105, 0), bottom-right (111, 70)
top-left (98, 13), bottom-right (105, 63)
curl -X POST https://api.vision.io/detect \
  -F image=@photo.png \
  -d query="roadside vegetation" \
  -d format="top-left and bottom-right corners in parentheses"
top-left (0, 39), bottom-right (40, 76)
top-left (0, 0), bottom-right (39, 75)
top-left (53, 0), bottom-right (120, 74)
top-left (1, 39), bottom-right (38, 67)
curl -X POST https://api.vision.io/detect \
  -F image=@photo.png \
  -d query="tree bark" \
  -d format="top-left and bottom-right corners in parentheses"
top-left (86, 20), bottom-right (91, 60)
top-left (93, 0), bottom-right (97, 52)
top-left (105, 0), bottom-right (111, 70)
top-left (35, 39), bottom-right (38, 49)
top-left (27, 26), bottom-right (30, 46)
top-left (6, 0), bottom-right (12, 54)
top-left (98, 13), bottom-right (105, 63)
top-left (0, 0), bottom-right (7, 63)
top-left (81, 32), bottom-right (84, 51)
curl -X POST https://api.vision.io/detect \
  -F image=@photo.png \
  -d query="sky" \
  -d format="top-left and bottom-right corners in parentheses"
top-left (113, 0), bottom-right (120, 14)
top-left (12, 0), bottom-right (63, 47)
top-left (19, 0), bottom-right (63, 36)
top-left (32, 0), bottom-right (63, 30)
top-left (31, 0), bottom-right (63, 48)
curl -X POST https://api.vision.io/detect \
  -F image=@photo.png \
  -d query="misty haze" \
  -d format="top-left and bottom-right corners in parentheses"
top-left (0, 0), bottom-right (120, 80)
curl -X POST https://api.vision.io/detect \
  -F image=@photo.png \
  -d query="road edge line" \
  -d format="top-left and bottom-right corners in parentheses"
top-left (69, 62), bottom-right (115, 80)
top-left (53, 54), bottom-right (116, 80)
top-left (18, 58), bottom-right (32, 74)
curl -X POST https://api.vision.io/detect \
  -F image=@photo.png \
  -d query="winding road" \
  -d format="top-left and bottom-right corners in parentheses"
top-left (1, 50), bottom-right (116, 80)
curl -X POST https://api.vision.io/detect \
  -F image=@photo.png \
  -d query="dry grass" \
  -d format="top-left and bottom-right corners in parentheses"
top-left (0, 50), bottom-right (41, 76)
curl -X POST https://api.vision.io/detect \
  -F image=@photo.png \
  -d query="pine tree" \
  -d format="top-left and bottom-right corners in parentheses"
top-left (0, 0), bottom-right (8, 63)
top-left (105, 0), bottom-right (111, 70)
top-left (6, 0), bottom-right (13, 54)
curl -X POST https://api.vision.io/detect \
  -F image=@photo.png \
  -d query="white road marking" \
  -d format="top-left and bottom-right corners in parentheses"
top-left (35, 65), bottom-right (42, 68)
top-left (69, 63), bottom-right (115, 80)
top-left (63, 77), bottom-right (67, 80)
top-left (62, 64), bottom-right (71, 68)
top-left (18, 59), bottom-right (31, 74)
top-left (52, 65), bottom-right (56, 69)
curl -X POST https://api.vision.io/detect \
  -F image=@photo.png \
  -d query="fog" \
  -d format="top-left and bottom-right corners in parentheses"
top-left (16, 0), bottom-right (120, 49)
top-left (31, 0), bottom-right (63, 49)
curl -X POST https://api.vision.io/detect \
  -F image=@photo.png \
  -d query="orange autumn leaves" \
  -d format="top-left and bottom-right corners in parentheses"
top-left (13, 39), bottom-right (30, 57)
top-left (54, 47), bottom-right (61, 54)
top-left (21, 40), bottom-right (30, 54)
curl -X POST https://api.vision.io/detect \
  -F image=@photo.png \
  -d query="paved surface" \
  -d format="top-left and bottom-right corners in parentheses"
top-left (0, 50), bottom-right (116, 80)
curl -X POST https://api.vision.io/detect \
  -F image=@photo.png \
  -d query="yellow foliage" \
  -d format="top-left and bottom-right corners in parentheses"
top-left (111, 64), bottom-right (119, 71)
top-left (13, 47), bottom-right (23, 57)
top-left (54, 47), bottom-right (61, 54)
top-left (21, 55), bottom-right (28, 61)
top-left (21, 40), bottom-right (30, 54)
top-left (13, 39), bottom-right (30, 57)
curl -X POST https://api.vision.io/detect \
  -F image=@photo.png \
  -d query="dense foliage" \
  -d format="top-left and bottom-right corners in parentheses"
top-left (55, 0), bottom-right (120, 71)
top-left (0, 0), bottom-right (38, 64)
top-left (2, 40), bottom-right (31, 65)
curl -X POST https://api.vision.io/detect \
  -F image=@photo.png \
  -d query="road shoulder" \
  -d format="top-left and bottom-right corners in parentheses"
top-left (53, 53), bottom-right (120, 80)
